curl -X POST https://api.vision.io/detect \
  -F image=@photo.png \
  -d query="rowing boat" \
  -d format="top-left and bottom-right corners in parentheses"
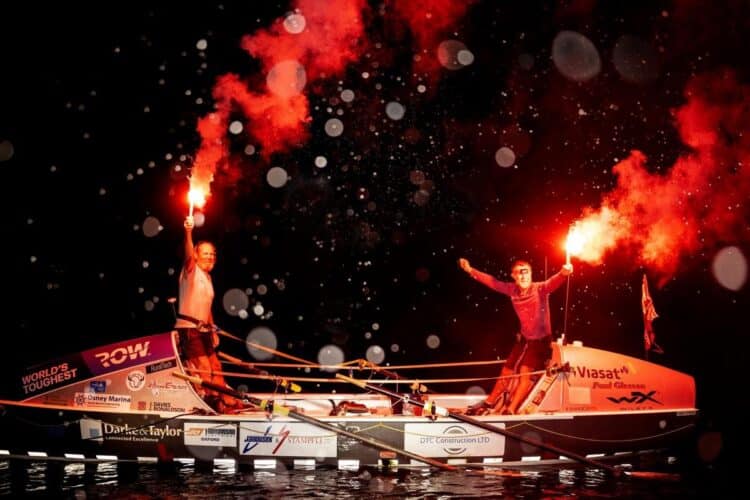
top-left (0, 331), bottom-right (697, 471)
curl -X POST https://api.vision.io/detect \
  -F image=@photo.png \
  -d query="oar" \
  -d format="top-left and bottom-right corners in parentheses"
top-left (336, 373), bottom-right (679, 481)
top-left (172, 372), bottom-right (519, 477)
top-left (218, 352), bottom-right (302, 393)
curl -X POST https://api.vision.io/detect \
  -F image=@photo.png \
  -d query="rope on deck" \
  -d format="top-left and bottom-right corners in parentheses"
top-left (187, 367), bottom-right (546, 385)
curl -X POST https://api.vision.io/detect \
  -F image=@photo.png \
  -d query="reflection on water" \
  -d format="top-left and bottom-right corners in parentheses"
top-left (22, 461), bottom-right (47, 494)
top-left (62, 463), bottom-right (85, 491)
top-left (0, 458), bottom-right (725, 498)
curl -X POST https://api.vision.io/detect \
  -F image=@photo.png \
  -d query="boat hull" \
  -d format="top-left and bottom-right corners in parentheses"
top-left (0, 402), bottom-right (697, 467)
top-left (2, 332), bottom-right (699, 468)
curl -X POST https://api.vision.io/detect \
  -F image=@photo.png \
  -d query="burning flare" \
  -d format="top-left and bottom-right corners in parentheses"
top-left (565, 222), bottom-right (584, 265)
top-left (187, 183), bottom-right (208, 217)
top-left (563, 213), bottom-right (620, 266)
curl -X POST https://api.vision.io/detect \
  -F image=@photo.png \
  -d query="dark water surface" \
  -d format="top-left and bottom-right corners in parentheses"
top-left (0, 457), bottom-right (730, 499)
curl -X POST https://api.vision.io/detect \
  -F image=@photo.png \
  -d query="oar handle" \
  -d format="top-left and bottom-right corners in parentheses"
top-left (173, 372), bottom-right (291, 415)
top-left (338, 373), bottom-right (367, 389)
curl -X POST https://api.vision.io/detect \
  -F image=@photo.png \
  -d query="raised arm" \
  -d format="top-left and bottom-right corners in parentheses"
top-left (458, 258), bottom-right (513, 294)
top-left (543, 263), bottom-right (573, 292)
top-left (183, 216), bottom-right (197, 271)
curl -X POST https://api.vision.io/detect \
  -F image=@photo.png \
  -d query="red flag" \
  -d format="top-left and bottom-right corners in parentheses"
top-left (641, 274), bottom-right (663, 355)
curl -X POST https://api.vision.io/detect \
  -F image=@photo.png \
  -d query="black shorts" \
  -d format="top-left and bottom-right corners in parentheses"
top-left (177, 328), bottom-right (215, 359)
top-left (506, 335), bottom-right (551, 372)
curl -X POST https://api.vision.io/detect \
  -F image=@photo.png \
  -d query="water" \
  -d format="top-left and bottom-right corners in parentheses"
top-left (0, 457), bottom-right (729, 498)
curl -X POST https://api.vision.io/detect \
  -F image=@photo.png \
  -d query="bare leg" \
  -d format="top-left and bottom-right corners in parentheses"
top-left (184, 357), bottom-right (207, 398)
top-left (194, 355), bottom-right (218, 395)
top-left (507, 365), bottom-right (532, 414)
top-left (486, 365), bottom-right (515, 407)
top-left (208, 353), bottom-right (239, 406)
top-left (187, 354), bottom-right (241, 411)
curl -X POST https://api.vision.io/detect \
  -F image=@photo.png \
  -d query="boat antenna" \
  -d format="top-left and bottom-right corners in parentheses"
top-left (168, 297), bottom-right (178, 322)
top-left (561, 221), bottom-right (578, 345)
top-left (561, 272), bottom-right (570, 345)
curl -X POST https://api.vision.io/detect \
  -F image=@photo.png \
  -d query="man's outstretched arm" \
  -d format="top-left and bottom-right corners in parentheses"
top-left (458, 258), bottom-right (513, 294)
top-left (544, 263), bottom-right (573, 292)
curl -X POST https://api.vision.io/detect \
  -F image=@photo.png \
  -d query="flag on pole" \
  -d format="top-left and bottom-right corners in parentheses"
top-left (641, 274), bottom-right (663, 355)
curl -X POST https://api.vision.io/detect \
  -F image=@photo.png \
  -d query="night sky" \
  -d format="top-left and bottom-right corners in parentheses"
top-left (3, 0), bottom-right (748, 459)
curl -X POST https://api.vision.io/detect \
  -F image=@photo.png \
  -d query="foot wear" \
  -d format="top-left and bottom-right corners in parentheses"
top-left (218, 399), bottom-right (253, 414)
top-left (465, 400), bottom-right (493, 416)
top-left (206, 395), bottom-right (251, 414)
top-left (223, 404), bottom-right (253, 414)
top-left (204, 395), bottom-right (222, 412)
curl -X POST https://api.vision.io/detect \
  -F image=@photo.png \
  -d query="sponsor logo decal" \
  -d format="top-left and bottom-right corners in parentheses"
top-left (441, 425), bottom-right (470, 455)
top-left (273, 426), bottom-right (291, 454)
top-left (149, 401), bottom-right (186, 412)
top-left (94, 341), bottom-right (151, 368)
top-left (242, 425), bottom-right (291, 454)
top-left (21, 362), bottom-right (79, 395)
top-left (90, 380), bottom-right (107, 393)
top-left (184, 423), bottom-right (237, 447)
top-left (239, 423), bottom-right (336, 457)
top-left (606, 390), bottom-right (661, 405)
top-left (102, 422), bottom-right (182, 443)
top-left (569, 364), bottom-right (629, 380)
top-left (83, 334), bottom-right (176, 376)
top-left (126, 370), bottom-right (146, 391)
top-left (147, 380), bottom-right (189, 396)
top-left (564, 405), bottom-right (597, 412)
top-left (243, 425), bottom-right (274, 453)
top-left (404, 423), bottom-right (504, 457)
top-left (592, 381), bottom-right (645, 390)
top-left (73, 392), bottom-right (132, 410)
top-left (416, 425), bottom-right (492, 455)
top-left (146, 359), bottom-right (176, 374)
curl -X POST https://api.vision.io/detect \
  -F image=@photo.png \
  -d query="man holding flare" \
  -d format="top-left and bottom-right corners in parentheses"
top-left (459, 256), bottom-right (572, 414)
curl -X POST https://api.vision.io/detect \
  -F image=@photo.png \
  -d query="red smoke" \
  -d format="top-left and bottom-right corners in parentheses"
top-left (190, 0), bottom-right (368, 193)
top-left (572, 69), bottom-right (750, 284)
top-left (241, 0), bottom-right (368, 77)
top-left (212, 73), bottom-right (311, 156)
top-left (389, 0), bottom-right (476, 82)
top-left (188, 0), bottom-right (476, 194)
